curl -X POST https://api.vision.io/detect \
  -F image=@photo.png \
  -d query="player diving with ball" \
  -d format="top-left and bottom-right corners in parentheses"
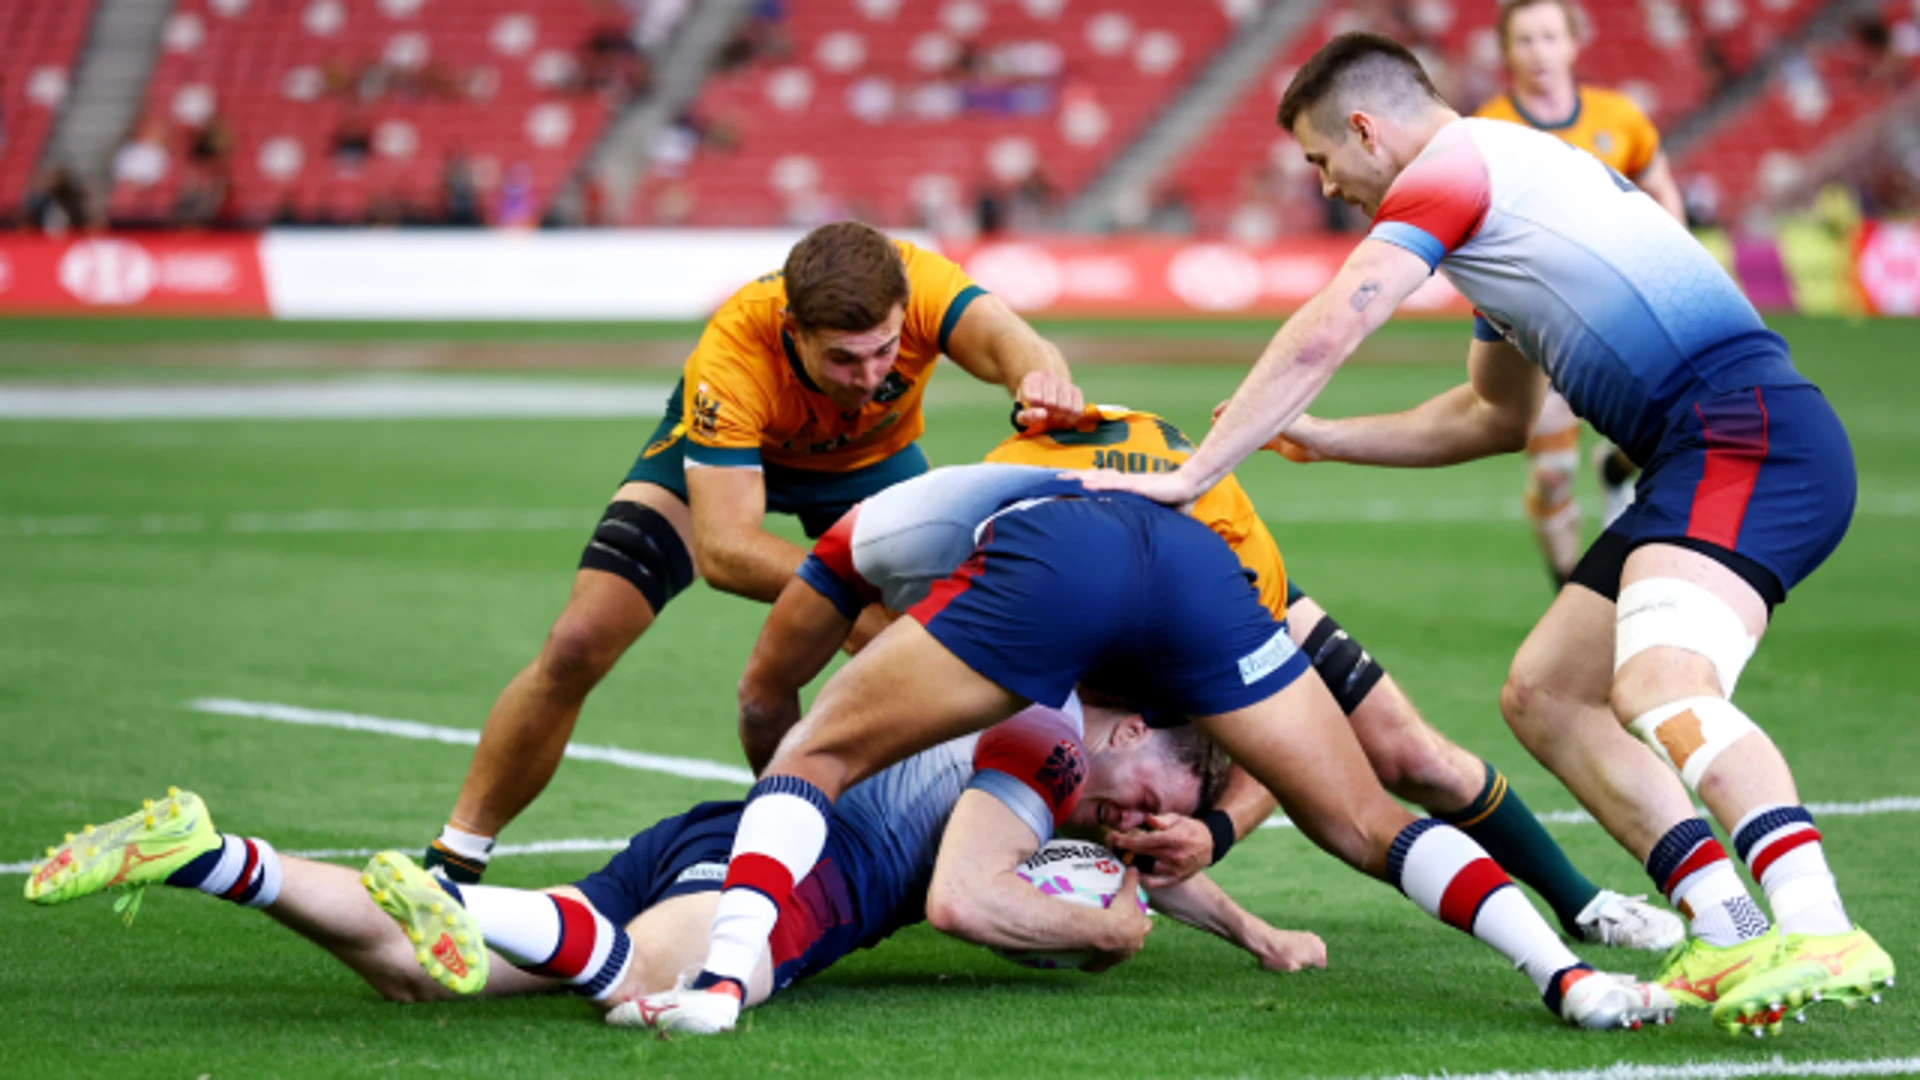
top-left (23, 702), bottom-right (1323, 1022)
top-left (1078, 32), bottom-right (1893, 1037)
top-left (642, 461), bottom-right (1677, 1036)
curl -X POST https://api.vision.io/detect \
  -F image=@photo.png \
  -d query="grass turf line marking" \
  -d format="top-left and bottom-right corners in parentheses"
top-left (186, 697), bottom-right (755, 785)
top-left (1369, 1054), bottom-right (1920, 1080)
top-left (0, 378), bottom-right (674, 420)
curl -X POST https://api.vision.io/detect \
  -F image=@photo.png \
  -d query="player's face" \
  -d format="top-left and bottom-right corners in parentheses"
top-left (1067, 738), bottom-right (1203, 835)
top-left (1290, 114), bottom-right (1397, 219)
top-left (1503, 4), bottom-right (1578, 93)
top-left (791, 305), bottom-right (908, 412)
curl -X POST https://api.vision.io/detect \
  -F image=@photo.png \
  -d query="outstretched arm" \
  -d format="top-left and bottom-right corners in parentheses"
top-left (1077, 240), bottom-right (1431, 504)
top-left (1146, 873), bottom-right (1327, 973)
top-left (1275, 334), bottom-right (1546, 467)
top-left (738, 577), bottom-right (857, 774)
top-left (945, 291), bottom-right (1084, 430)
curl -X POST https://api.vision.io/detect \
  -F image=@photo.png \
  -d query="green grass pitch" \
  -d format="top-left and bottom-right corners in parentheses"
top-left (1, 316), bottom-right (1916, 1077)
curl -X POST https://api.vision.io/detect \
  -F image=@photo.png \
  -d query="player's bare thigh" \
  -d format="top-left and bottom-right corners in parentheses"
top-left (542, 886), bottom-right (775, 1007)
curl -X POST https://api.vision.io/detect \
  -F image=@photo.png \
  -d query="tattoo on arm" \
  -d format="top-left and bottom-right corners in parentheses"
top-left (1349, 280), bottom-right (1382, 312)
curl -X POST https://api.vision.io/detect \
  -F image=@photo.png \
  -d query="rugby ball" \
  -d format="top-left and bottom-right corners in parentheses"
top-left (990, 839), bottom-right (1150, 971)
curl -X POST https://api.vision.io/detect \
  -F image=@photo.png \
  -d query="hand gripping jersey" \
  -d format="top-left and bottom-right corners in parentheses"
top-left (675, 239), bottom-right (985, 474)
top-left (983, 407), bottom-right (1290, 621)
top-left (1474, 85), bottom-right (1661, 179)
top-left (1366, 118), bottom-right (1810, 465)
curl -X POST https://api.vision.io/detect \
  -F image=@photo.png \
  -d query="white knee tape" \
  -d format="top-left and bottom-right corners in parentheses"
top-left (1627, 695), bottom-right (1763, 791)
top-left (1615, 577), bottom-right (1758, 697)
top-left (1530, 449), bottom-right (1580, 473)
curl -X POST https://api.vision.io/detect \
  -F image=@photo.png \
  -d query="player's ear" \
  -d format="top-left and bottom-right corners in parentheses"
top-left (1111, 712), bottom-right (1153, 750)
top-left (1351, 110), bottom-right (1377, 152)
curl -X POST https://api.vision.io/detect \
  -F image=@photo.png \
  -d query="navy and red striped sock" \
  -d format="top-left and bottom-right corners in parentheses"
top-left (1387, 818), bottom-right (1583, 999)
top-left (1644, 817), bottom-right (1770, 947)
top-left (451, 884), bottom-right (633, 1001)
top-left (165, 834), bottom-right (283, 908)
top-left (1733, 804), bottom-right (1850, 936)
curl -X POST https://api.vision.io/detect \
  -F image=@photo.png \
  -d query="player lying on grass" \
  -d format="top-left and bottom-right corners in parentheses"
top-left (985, 406), bottom-right (1679, 949)
top-left (426, 221), bottom-right (1085, 885)
top-left (645, 463), bottom-right (1674, 1035)
top-left (1075, 33), bottom-right (1894, 1036)
top-left (25, 706), bottom-right (1325, 1021)
top-left (735, 406), bottom-right (1679, 951)
top-left (1477, 0), bottom-right (1687, 585)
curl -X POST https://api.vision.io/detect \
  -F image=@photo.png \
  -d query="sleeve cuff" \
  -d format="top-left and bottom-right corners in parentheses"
top-left (796, 554), bottom-right (864, 622)
top-left (1472, 314), bottom-right (1504, 342)
top-left (1367, 222), bottom-right (1445, 272)
top-left (966, 769), bottom-right (1053, 845)
top-left (684, 444), bottom-right (764, 469)
top-left (938, 285), bottom-right (987, 355)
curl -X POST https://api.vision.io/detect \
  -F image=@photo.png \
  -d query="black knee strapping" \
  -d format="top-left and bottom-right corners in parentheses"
top-left (579, 501), bottom-right (695, 613)
top-left (1302, 614), bottom-right (1385, 716)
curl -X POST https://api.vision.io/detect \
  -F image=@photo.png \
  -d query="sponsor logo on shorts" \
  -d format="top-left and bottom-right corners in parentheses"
top-left (673, 861), bottom-right (729, 886)
top-left (1237, 629), bottom-right (1299, 685)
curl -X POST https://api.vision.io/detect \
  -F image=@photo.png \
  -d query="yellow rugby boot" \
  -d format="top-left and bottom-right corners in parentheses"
top-left (1653, 930), bottom-right (1778, 1010)
top-left (24, 788), bottom-right (219, 912)
top-left (362, 850), bottom-right (489, 995)
top-left (1712, 928), bottom-right (1896, 1037)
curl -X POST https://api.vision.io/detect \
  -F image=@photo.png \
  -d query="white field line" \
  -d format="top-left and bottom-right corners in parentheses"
top-left (7, 492), bottom-right (1919, 539)
top-left (186, 698), bottom-right (755, 785)
top-left (0, 378), bottom-right (673, 420)
top-left (1365, 1054), bottom-right (1920, 1080)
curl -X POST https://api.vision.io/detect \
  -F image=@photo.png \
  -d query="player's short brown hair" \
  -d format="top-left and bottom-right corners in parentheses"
top-left (1157, 724), bottom-right (1233, 812)
top-left (1277, 32), bottom-right (1444, 137)
top-left (782, 221), bottom-right (911, 334)
top-left (1497, 0), bottom-right (1587, 48)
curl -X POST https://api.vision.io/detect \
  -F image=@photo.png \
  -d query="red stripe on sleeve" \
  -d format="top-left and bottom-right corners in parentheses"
top-left (1750, 828), bottom-right (1822, 881)
top-left (1437, 857), bottom-right (1511, 931)
top-left (1686, 389), bottom-right (1769, 549)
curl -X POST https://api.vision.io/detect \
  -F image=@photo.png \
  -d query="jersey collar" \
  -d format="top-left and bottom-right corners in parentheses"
top-left (1507, 88), bottom-right (1582, 131)
top-left (780, 328), bottom-right (825, 394)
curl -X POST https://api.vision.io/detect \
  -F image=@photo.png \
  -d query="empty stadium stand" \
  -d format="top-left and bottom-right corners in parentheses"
top-left (1, 0), bottom-right (98, 217)
top-left (647, 0), bottom-right (1250, 229)
top-left (106, 0), bottom-right (637, 225)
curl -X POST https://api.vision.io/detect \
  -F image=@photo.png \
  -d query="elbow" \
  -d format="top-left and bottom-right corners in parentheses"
top-left (736, 675), bottom-right (795, 773)
top-left (925, 883), bottom-right (982, 942)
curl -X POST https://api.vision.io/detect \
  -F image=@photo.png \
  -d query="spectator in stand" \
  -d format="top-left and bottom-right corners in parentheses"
top-left (332, 110), bottom-right (374, 167)
top-left (636, 0), bottom-right (690, 56)
top-left (113, 117), bottom-right (171, 192)
top-left (1146, 187), bottom-right (1196, 235)
top-left (495, 164), bottom-right (538, 229)
top-left (172, 165), bottom-right (228, 229)
top-left (24, 168), bottom-right (92, 235)
top-left (443, 148), bottom-right (483, 226)
top-left (584, 2), bottom-right (649, 101)
top-left (974, 184), bottom-right (1005, 236)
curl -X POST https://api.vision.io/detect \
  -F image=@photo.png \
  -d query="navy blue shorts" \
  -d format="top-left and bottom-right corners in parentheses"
top-left (1575, 384), bottom-right (1855, 603)
top-left (573, 802), bottom-right (875, 994)
top-left (907, 495), bottom-right (1310, 719)
top-left (623, 380), bottom-right (929, 538)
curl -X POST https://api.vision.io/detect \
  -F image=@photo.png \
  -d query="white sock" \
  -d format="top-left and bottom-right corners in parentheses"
top-left (1389, 820), bottom-right (1580, 995)
top-left (1734, 804), bottom-right (1850, 936)
top-left (701, 776), bottom-right (831, 987)
top-left (168, 835), bottom-right (282, 909)
top-left (451, 884), bottom-right (631, 1001)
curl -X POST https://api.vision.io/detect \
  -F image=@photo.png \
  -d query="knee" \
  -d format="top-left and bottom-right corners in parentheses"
top-left (1499, 665), bottom-right (1555, 738)
top-left (1366, 731), bottom-right (1462, 805)
top-left (539, 612), bottom-right (624, 694)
